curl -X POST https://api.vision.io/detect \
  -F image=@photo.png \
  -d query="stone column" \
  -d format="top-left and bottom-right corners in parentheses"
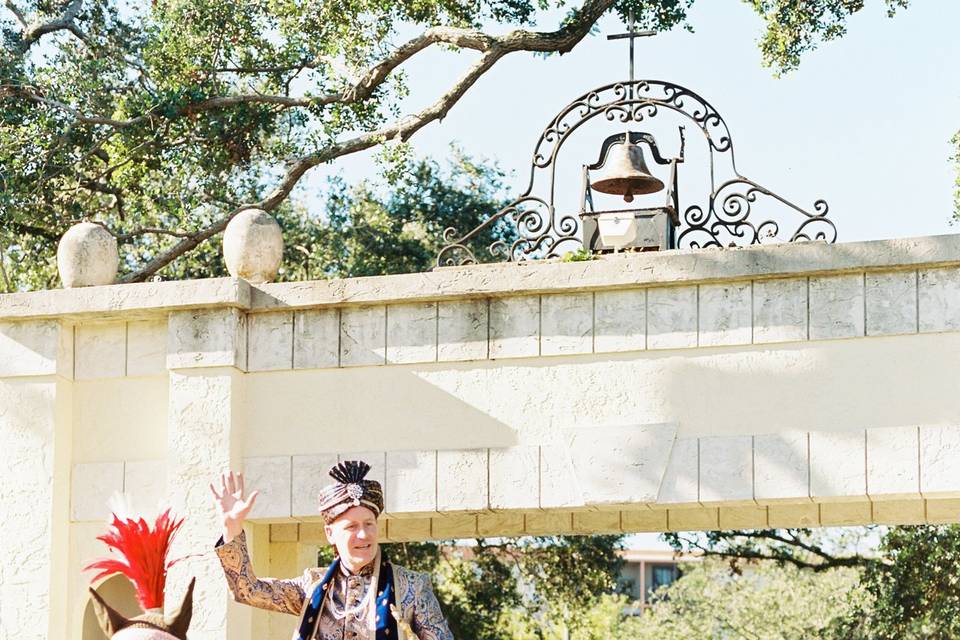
top-left (0, 320), bottom-right (73, 640)
top-left (266, 524), bottom-right (316, 640)
top-left (165, 308), bottom-right (251, 640)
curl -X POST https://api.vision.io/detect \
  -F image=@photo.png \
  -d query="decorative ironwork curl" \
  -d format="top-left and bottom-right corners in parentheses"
top-left (677, 178), bottom-right (836, 248)
top-left (435, 79), bottom-right (836, 267)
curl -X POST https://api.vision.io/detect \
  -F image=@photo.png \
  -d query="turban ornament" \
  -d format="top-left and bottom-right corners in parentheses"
top-left (318, 460), bottom-right (384, 523)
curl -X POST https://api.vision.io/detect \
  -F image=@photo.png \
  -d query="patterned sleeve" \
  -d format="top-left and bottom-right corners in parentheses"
top-left (214, 531), bottom-right (308, 616)
top-left (411, 572), bottom-right (455, 640)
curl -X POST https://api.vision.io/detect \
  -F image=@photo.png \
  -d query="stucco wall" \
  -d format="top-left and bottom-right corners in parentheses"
top-left (242, 334), bottom-right (959, 452)
top-left (73, 377), bottom-right (168, 463)
top-left (4, 234), bottom-right (960, 638)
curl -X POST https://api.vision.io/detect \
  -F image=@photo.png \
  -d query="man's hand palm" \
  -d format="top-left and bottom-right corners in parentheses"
top-left (222, 492), bottom-right (254, 519)
top-left (210, 472), bottom-right (258, 542)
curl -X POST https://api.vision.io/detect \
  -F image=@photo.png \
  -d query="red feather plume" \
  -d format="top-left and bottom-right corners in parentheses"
top-left (84, 509), bottom-right (185, 611)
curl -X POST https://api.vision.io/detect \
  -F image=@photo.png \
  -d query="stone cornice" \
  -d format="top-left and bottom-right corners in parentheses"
top-left (0, 277), bottom-right (250, 321)
top-left (3, 234), bottom-right (959, 320)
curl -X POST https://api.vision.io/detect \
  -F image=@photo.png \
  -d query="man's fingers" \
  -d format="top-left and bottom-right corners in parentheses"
top-left (226, 471), bottom-right (237, 495)
top-left (220, 472), bottom-right (228, 495)
top-left (237, 473), bottom-right (245, 497)
top-left (240, 490), bottom-right (259, 516)
top-left (209, 482), bottom-right (221, 501)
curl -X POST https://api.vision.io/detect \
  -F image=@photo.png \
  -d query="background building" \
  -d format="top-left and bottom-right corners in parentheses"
top-left (618, 549), bottom-right (701, 611)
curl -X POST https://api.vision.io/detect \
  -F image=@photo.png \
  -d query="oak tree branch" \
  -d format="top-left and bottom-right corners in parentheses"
top-left (7, 0), bottom-right (88, 52)
top-left (24, 0), bottom-right (615, 282)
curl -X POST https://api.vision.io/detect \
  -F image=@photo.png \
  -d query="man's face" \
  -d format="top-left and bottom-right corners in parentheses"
top-left (324, 505), bottom-right (379, 569)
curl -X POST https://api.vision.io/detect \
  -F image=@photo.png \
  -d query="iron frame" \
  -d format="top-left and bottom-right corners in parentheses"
top-left (435, 79), bottom-right (837, 267)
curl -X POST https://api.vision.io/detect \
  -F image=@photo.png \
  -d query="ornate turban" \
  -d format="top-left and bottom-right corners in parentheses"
top-left (318, 460), bottom-right (384, 523)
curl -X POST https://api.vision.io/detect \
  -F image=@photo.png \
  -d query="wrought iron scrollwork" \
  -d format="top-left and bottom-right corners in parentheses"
top-left (436, 79), bottom-right (836, 267)
top-left (679, 178), bottom-right (836, 248)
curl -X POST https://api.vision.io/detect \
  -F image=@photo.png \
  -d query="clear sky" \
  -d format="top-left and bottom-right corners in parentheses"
top-left (306, 0), bottom-right (960, 245)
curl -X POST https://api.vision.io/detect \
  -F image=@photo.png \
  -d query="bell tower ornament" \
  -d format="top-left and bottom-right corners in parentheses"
top-left (579, 128), bottom-right (683, 253)
top-left (589, 132), bottom-right (665, 202)
top-left (436, 8), bottom-right (836, 266)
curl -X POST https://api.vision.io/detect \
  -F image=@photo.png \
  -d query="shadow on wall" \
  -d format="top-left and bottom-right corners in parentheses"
top-left (241, 331), bottom-right (960, 502)
top-left (659, 333), bottom-right (960, 498)
top-left (662, 332), bottom-right (960, 437)
top-left (243, 365), bottom-right (522, 454)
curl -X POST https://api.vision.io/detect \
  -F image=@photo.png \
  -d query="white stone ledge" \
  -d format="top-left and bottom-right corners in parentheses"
top-left (292, 497), bottom-right (960, 541)
top-left (243, 456), bottom-right (293, 520)
top-left (291, 453), bottom-right (339, 518)
top-left (0, 277), bottom-right (250, 321)
top-left (4, 236), bottom-right (960, 324)
top-left (867, 426), bottom-right (920, 500)
top-left (127, 320), bottom-right (167, 376)
top-left (244, 263), bottom-right (951, 371)
top-left (6, 238), bottom-right (960, 377)
top-left (250, 235), bottom-right (960, 310)
top-left (64, 319), bottom-right (168, 380)
top-left (247, 312), bottom-right (294, 372)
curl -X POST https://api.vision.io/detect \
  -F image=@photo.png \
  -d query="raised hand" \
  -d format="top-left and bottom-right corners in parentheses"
top-left (209, 471), bottom-right (259, 543)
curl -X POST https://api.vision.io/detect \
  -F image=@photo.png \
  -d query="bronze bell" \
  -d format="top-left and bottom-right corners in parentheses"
top-left (590, 133), bottom-right (665, 202)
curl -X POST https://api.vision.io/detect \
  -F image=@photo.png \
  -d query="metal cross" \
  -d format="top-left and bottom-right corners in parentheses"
top-left (607, 7), bottom-right (656, 98)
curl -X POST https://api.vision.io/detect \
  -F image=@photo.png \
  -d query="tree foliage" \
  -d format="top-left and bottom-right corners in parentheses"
top-left (308, 149), bottom-right (516, 280)
top-left (0, 0), bottom-right (639, 284)
top-left (0, 0), bottom-right (915, 289)
top-left (670, 524), bottom-right (960, 640)
top-left (373, 535), bottom-right (625, 640)
top-left (0, 146), bottom-right (516, 290)
top-left (497, 555), bottom-right (863, 640)
top-left (746, 0), bottom-right (910, 75)
top-left (500, 593), bottom-right (646, 640)
top-left (664, 527), bottom-right (874, 573)
top-left (828, 525), bottom-right (960, 640)
top-left (635, 558), bottom-right (862, 640)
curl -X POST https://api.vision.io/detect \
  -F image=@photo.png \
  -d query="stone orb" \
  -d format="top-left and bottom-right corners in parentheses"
top-left (222, 209), bottom-right (283, 284)
top-left (56, 221), bottom-right (119, 288)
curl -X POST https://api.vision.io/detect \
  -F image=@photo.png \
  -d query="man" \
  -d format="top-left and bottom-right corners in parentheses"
top-left (211, 460), bottom-right (454, 639)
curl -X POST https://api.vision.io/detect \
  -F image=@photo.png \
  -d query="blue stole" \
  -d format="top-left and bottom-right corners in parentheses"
top-left (296, 556), bottom-right (397, 640)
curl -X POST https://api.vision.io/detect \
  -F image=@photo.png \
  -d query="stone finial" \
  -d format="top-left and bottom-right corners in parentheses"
top-left (56, 221), bottom-right (119, 288)
top-left (222, 209), bottom-right (283, 284)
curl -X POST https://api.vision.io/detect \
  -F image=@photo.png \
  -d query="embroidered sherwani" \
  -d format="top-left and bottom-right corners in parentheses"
top-left (215, 532), bottom-right (454, 640)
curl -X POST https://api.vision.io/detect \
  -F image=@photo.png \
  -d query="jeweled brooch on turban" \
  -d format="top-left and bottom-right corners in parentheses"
top-left (317, 460), bottom-right (384, 523)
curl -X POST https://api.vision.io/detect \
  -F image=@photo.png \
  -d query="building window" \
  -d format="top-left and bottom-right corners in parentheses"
top-left (646, 563), bottom-right (679, 600)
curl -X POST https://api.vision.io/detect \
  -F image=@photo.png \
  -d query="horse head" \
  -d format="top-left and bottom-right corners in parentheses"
top-left (89, 578), bottom-right (195, 640)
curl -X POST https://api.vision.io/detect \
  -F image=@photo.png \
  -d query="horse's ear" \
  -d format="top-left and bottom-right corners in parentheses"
top-left (165, 577), bottom-right (196, 639)
top-left (88, 587), bottom-right (131, 636)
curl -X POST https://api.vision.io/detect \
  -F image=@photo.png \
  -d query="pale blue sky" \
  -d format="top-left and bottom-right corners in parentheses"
top-left (306, 1), bottom-right (960, 244)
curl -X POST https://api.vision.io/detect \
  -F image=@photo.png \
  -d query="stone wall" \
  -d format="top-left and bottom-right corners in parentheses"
top-left (4, 234), bottom-right (960, 638)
